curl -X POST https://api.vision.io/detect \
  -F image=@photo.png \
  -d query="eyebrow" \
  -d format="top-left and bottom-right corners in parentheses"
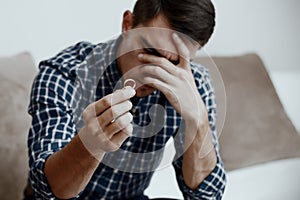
top-left (140, 36), bottom-right (181, 65)
top-left (140, 36), bottom-right (164, 58)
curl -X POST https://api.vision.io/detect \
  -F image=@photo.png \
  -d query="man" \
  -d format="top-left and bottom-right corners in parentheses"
top-left (27, 0), bottom-right (226, 199)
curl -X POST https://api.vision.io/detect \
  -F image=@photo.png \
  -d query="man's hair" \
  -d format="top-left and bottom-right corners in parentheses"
top-left (132, 0), bottom-right (216, 46)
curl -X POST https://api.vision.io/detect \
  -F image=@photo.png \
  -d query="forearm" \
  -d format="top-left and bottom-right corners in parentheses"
top-left (182, 119), bottom-right (217, 190)
top-left (44, 133), bottom-right (103, 199)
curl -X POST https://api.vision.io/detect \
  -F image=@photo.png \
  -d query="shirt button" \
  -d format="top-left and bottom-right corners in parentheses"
top-left (113, 169), bottom-right (118, 173)
top-left (131, 108), bottom-right (137, 114)
top-left (126, 141), bottom-right (132, 147)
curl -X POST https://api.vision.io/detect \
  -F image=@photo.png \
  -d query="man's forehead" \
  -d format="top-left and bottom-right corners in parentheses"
top-left (136, 28), bottom-right (199, 58)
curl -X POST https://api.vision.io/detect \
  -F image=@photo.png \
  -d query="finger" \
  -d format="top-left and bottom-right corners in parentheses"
top-left (172, 33), bottom-right (190, 68)
top-left (138, 53), bottom-right (179, 75)
top-left (144, 77), bottom-right (180, 110)
top-left (140, 65), bottom-right (175, 84)
top-left (110, 124), bottom-right (133, 148)
top-left (83, 86), bottom-right (134, 120)
top-left (94, 86), bottom-right (135, 116)
top-left (103, 112), bottom-right (133, 138)
top-left (143, 76), bottom-right (172, 96)
top-left (121, 123), bottom-right (134, 137)
top-left (98, 100), bottom-right (133, 127)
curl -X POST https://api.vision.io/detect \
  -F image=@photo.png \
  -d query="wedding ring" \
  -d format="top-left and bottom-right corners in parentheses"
top-left (124, 79), bottom-right (136, 89)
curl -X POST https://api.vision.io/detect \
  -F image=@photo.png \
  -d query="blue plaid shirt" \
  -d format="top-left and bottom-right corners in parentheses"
top-left (28, 37), bottom-right (226, 200)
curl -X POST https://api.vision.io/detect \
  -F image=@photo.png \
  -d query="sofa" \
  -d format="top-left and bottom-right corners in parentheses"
top-left (0, 52), bottom-right (37, 199)
top-left (1, 52), bottom-right (300, 199)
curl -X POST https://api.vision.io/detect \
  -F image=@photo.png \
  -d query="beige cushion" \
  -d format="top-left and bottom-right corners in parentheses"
top-left (0, 52), bottom-right (37, 199)
top-left (195, 53), bottom-right (300, 171)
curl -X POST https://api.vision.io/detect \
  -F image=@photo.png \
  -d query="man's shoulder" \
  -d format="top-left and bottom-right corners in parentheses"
top-left (38, 41), bottom-right (112, 80)
top-left (190, 61), bottom-right (211, 82)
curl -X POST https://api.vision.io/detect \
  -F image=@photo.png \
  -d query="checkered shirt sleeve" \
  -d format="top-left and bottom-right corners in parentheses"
top-left (172, 64), bottom-right (227, 200)
top-left (27, 42), bottom-right (94, 199)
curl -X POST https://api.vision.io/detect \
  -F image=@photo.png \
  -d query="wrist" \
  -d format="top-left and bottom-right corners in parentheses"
top-left (184, 115), bottom-right (215, 162)
top-left (182, 126), bottom-right (217, 189)
top-left (182, 140), bottom-right (217, 190)
top-left (78, 127), bottom-right (105, 161)
top-left (183, 100), bottom-right (208, 130)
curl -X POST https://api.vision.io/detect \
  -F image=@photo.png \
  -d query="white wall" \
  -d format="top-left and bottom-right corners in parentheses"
top-left (1, 0), bottom-right (299, 71)
top-left (2, 0), bottom-right (296, 129)
top-left (207, 0), bottom-right (300, 71)
top-left (0, 0), bottom-right (135, 63)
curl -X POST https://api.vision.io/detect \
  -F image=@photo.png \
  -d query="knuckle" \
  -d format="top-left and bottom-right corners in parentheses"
top-left (97, 115), bottom-right (105, 126)
top-left (109, 107), bottom-right (118, 119)
top-left (101, 97), bottom-right (112, 108)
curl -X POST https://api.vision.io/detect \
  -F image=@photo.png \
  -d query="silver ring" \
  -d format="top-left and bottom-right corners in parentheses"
top-left (124, 79), bottom-right (136, 89)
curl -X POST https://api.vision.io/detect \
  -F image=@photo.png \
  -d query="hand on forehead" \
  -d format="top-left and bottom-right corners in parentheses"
top-left (127, 27), bottom-right (199, 61)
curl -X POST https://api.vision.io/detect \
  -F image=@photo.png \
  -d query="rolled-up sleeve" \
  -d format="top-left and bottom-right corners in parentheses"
top-left (173, 154), bottom-right (226, 199)
top-left (28, 65), bottom-right (76, 199)
top-left (173, 64), bottom-right (227, 199)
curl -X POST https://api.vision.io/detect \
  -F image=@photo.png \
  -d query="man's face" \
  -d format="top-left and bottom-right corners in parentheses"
top-left (117, 14), bottom-right (199, 97)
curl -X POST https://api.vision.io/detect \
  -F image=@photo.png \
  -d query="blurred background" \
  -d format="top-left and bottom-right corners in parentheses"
top-left (1, 0), bottom-right (299, 132)
top-left (0, 0), bottom-right (299, 199)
